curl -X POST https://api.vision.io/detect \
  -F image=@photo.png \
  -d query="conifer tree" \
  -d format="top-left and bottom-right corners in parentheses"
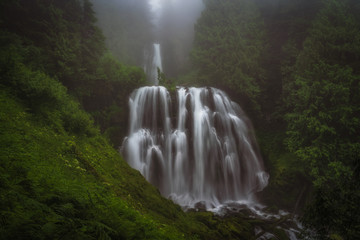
top-left (192, 0), bottom-right (265, 110)
top-left (285, 0), bottom-right (360, 238)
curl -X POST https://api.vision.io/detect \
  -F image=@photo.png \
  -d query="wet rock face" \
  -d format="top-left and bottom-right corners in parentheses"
top-left (122, 86), bottom-right (269, 209)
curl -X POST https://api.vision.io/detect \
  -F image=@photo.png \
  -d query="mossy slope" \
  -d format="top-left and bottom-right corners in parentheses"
top-left (0, 88), bottom-right (188, 239)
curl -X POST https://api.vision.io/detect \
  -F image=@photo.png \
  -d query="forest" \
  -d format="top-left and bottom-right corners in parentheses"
top-left (0, 0), bottom-right (359, 239)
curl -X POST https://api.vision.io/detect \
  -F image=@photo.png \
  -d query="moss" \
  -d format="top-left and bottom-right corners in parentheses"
top-left (0, 88), bottom-right (188, 239)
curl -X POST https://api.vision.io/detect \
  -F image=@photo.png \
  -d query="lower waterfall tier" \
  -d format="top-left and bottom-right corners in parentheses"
top-left (122, 86), bottom-right (269, 209)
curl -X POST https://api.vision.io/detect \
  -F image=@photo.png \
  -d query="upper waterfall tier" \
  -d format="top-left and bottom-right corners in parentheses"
top-left (122, 86), bottom-right (268, 209)
top-left (144, 43), bottom-right (163, 85)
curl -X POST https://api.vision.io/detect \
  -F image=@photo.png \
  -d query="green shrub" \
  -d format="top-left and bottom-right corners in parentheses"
top-left (0, 42), bottom-right (97, 137)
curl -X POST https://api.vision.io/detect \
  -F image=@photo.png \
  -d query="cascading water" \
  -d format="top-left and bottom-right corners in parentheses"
top-left (122, 86), bottom-right (269, 209)
top-left (144, 43), bottom-right (163, 85)
top-left (152, 43), bottom-right (163, 85)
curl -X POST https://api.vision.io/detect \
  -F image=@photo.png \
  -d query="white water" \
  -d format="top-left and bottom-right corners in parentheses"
top-left (122, 86), bottom-right (269, 209)
top-left (144, 43), bottom-right (163, 85)
top-left (152, 43), bottom-right (163, 85)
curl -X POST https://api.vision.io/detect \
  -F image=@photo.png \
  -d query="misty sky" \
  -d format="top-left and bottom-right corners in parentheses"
top-left (149, 0), bottom-right (204, 27)
top-left (149, 0), bottom-right (161, 11)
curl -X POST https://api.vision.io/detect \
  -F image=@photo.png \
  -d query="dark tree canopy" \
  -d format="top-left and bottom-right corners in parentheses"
top-left (284, 0), bottom-right (360, 238)
top-left (191, 0), bottom-right (266, 111)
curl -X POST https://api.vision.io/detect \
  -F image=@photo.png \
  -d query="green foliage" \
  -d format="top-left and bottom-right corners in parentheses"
top-left (302, 162), bottom-right (360, 239)
top-left (157, 67), bottom-right (176, 91)
top-left (191, 0), bottom-right (265, 111)
top-left (0, 89), bottom-right (188, 239)
top-left (256, 131), bottom-right (311, 212)
top-left (0, 42), bottom-right (96, 137)
top-left (0, 0), bottom-right (146, 146)
top-left (1, 0), bottom-right (104, 87)
top-left (86, 53), bottom-right (146, 145)
top-left (284, 0), bottom-right (360, 238)
top-left (254, 0), bottom-right (322, 122)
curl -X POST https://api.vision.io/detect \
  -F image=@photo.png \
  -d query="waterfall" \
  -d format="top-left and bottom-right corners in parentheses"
top-left (144, 43), bottom-right (163, 85)
top-left (152, 43), bottom-right (163, 85)
top-left (122, 86), bottom-right (269, 209)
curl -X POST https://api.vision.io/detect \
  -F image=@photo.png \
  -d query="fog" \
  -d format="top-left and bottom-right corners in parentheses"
top-left (91, 0), bottom-right (204, 78)
top-left (157, 0), bottom-right (204, 77)
top-left (91, 0), bottom-right (152, 66)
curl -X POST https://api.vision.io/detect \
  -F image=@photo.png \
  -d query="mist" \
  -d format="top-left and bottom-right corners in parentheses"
top-left (91, 0), bottom-right (153, 66)
top-left (91, 0), bottom-right (204, 78)
top-left (157, 0), bottom-right (204, 77)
